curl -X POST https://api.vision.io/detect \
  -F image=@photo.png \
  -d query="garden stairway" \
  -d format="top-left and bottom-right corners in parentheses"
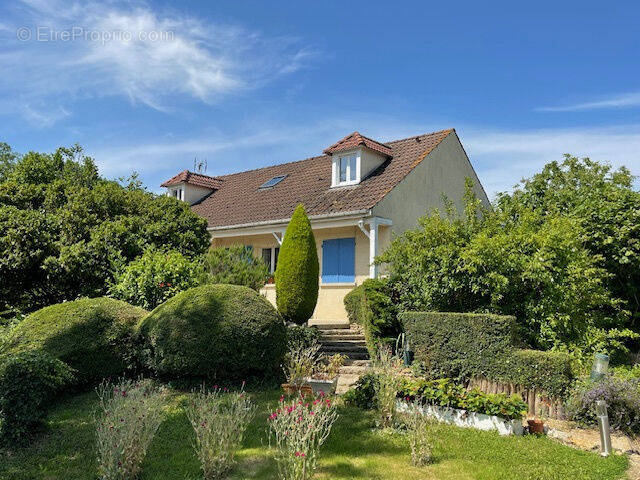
top-left (316, 324), bottom-right (371, 395)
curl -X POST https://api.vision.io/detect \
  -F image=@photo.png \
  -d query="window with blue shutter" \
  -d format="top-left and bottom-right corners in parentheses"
top-left (322, 238), bottom-right (355, 283)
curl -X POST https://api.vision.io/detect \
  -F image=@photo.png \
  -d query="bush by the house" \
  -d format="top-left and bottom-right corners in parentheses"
top-left (401, 311), bottom-right (574, 398)
top-left (204, 245), bottom-right (270, 291)
top-left (378, 181), bottom-right (631, 360)
top-left (2, 297), bottom-right (147, 384)
top-left (0, 351), bottom-right (74, 444)
top-left (344, 278), bottom-right (401, 354)
top-left (566, 374), bottom-right (640, 434)
top-left (0, 144), bottom-right (210, 314)
top-left (111, 249), bottom-right (207, 310)
top-left (343, 372), bottom-right (379, 410)
top-left (397, 377), bottom-right (529, 421)
top-left (140, 284), bottom-right (287, 382)
top-left (275, 204), bottom-right (319, 325)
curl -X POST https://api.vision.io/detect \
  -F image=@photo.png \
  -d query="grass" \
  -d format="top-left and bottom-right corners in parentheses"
top-left (0, 389), bottom-right (628, 480)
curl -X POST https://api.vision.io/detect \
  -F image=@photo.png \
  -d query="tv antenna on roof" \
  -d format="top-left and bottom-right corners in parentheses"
top-left (193, 157), bottom-right (208, 174)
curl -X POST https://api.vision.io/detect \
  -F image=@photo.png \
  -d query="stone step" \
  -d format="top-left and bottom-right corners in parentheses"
top-left (314, 322), bottom-right (350, 330)
top-left (320, 340), bottom-right (367, 348)
top-left (339, 365), bottom-right (370, 375)
top-left (318, 329), bottom-right (361, 336)
top-left (336, 374), bottom-right (362, 395)
top-left (322, 351), bottom-right (369, 361)
top-left (320, 334), bottom-right (366, 341)
top-left (320, 346), bottom-right (368, 355)
top-left (344, 359), bottom-right (371, 367)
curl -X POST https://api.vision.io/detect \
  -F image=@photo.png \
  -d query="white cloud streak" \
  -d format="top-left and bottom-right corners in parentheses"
top-left (0, 0), bottom-right (314, 124)
top-left (537, 92), bottom-right (640, 112)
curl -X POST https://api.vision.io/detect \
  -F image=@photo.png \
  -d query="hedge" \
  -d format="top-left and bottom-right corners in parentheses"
top-left (401, 312), bottom-right (574, 398)
top-left (0, 351), bottom-right (74, 444)
top-left (2, 297), bottom-right (146, 384)
top-left (140, 284), bottom-right (287, 382)
top-left (275, 204), bottom-right (319, 324)
top-left (344, 278), bottom-right (401, 354)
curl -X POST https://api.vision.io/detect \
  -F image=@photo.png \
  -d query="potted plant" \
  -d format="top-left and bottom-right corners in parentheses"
top-left (527, 398), bottom-right (550, 435)
top-left (307, 354), bottom-right (346, 395)
top-left (282, 342), bottom-right (319, 396)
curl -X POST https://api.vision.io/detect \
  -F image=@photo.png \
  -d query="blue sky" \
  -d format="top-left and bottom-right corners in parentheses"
top-left (1, 0), bottom-right (639, 197)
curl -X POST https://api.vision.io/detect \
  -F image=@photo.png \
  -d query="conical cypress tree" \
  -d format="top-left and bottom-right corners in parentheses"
top-left (275, 204), bottom-right (319, 324)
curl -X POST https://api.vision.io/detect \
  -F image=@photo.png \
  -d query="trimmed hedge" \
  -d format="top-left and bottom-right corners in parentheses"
top-left (2, 297), bottom-right (146, 384)
top-left (344, 278), bottom-right (401, 354)
top-left (140, 284), bottom-right (287, 381)
top-left (401, 312), bottom-right (574, 398)
top-left (275, 204), bottom-right (319, 324)
top-left (0, 351), bottom-right (75, 444)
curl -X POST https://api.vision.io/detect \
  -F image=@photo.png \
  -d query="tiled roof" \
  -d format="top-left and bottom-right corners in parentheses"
top-left (160, 170), bottom-right (224, 190)
top-left (323, 131), bottom-right (393, 157)
top-left (187, 129), bottom-right (454, 228)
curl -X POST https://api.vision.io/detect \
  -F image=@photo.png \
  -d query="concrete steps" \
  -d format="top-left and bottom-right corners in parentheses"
top-left (316, 323), bottom-right (370, 394)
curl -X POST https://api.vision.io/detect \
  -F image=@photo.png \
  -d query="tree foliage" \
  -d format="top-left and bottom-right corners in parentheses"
top-left (204, 245), bottom-right (270, 291)
top-left (495, 155), bottom-right (640, 328)
top-left (275, 204), bottom-right (319, 325)
top-left (379, 180), bottom-right (634, 362)
top-left (0, 144), bottom-right (210, 314)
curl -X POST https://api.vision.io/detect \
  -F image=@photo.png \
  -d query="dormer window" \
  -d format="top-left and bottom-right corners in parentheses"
top-left (169, 187), bottom-right (184, 200)
top-left (339, 155), bottom-right (357, 184)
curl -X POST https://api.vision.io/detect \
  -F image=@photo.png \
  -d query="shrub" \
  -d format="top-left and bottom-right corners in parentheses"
top-left (3, 297), bottom-right (147, 384)
top-left (342, 372), bottom-right (379, 410)
top-left (111, 249), bottom-right (207, 310)
top-left (283, 342), bottom-right (320, 388)
top-left (204, 245), bottom-right (270, 291)
top-left (268, 394), bottom-right (338, 480)
top-left (140, 284), bottom-right (287, 382)
top-left (95, 379), bottom-right (166, 480)
top-left (374, 348), bottom-right (403, 428)
top-left (286, 324), bottom-right (320, 351)
top-left (566, 374), bottom-right (640, 434)
top-left (186, 385), bottom-right (255, 479)
top-left (398, 377), bottom-right (528, 421)
top-left (0, 351), bottom-right (74, 444)
top-left (275, 205), bottom-right (319, 325)
top-left (401, 402), bottom-right (434, 466)
top-left (344, 279), bottom-right (401, 355)
top-left (401, 312), bottom-right (574, 398)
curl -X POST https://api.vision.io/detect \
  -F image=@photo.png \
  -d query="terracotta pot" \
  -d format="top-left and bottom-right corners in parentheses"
top-left (281, 383), bottom-right (313, 397)
top-left (527, 419), bottom-right (545, 434)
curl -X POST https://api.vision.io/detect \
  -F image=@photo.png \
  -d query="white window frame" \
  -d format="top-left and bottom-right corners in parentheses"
top-left (262, 246), bottom-right (279, 274)
top-left (331, 149), bottom-right (361, 187)
top-left (168, 186), bottom-right (184, 200)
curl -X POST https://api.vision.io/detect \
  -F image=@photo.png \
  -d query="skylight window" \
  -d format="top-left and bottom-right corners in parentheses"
top-left (259, 175), bottom-right (287, 189)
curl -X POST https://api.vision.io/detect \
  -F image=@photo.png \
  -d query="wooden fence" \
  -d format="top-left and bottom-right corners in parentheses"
top-left (467, 376), bottom-right (566, 420)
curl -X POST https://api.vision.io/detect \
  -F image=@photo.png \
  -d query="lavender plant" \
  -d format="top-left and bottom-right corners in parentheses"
top-left (374, 347), bottom-right (403, 428)
top-left (404, 400), bottom-right (434, 466)
top-left (95, 379), bottom-right (165, 480)
top-left (268, 393), bottom-right (338, 480)
top-left (566, 374), bottom-right (640, 434)
top-left (185, 385), bottom-right (255, 479)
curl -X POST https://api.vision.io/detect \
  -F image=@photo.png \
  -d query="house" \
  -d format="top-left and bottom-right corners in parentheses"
top-left (161, 129), bottom-right (490, 326)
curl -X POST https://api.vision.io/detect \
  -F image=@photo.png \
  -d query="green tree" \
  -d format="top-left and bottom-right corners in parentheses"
top-left (0, 143), bottom-right (19, 182)
top-left (204, 244), bottom-right (270, 291)
top-left (111, 249), bottom-right (207, 310)
top-left (496, 155), bottom-right (640, 328)
top-left (0, 144), bottom-right (210, 314)
top-left (379, 187), bottom-right (632, 362)
top-left (275, 204), bottom-right (319, 324)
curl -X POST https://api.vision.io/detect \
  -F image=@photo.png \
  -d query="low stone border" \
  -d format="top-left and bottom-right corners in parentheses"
top-left (396, 400), bottom-right (523, 436)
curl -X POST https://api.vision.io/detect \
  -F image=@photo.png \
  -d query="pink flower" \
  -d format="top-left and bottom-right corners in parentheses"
top-left (279, 395), bottom-right (285, 402)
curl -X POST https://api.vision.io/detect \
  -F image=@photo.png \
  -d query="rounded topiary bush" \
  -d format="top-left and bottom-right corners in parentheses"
top-left (139, 284), bottom-right (287, 382)
top-left (2, 297), bottom-right (147, 384)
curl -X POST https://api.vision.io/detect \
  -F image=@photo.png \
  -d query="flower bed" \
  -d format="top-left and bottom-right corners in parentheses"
top-left (397, 377), bottom-right (528, 435)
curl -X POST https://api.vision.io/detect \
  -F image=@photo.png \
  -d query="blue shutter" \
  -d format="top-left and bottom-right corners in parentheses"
top-left (322, 238), bottom-right (355, 283)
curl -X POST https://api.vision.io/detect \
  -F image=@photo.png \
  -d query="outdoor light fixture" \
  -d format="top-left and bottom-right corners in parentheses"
top-left (590, 353), bottom-right (610, 381)
top-left (596, 400), bottom-right (612, 456)
top-left (591, 354), bottom-right (612, 456)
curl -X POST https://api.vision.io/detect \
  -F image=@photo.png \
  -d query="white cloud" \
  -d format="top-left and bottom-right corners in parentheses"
top-left (0, 1), bottom-right (314, 124)
top-left (537, 92), bottom-right (640, 112)
top-left (85, 118), bottom-right (640, 199)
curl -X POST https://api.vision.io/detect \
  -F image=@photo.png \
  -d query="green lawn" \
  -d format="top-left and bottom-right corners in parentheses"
top-left (0, 389), bottom-right (628, 480)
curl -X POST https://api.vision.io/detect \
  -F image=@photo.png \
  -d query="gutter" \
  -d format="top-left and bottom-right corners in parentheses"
top-left (207, 209), bottom-right (372, 232)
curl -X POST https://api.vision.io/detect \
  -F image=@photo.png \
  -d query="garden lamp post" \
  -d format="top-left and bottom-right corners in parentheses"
top-left (590, 353), bottom-right (612, 456)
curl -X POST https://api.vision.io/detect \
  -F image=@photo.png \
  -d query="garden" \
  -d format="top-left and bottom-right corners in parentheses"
top-left (0, 146), bottom-right (639, 479)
